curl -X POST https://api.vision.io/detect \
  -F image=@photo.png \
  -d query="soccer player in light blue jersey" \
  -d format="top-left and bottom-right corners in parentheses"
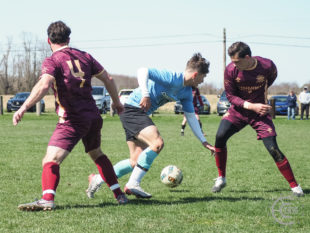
top-left (86, 53), bottom-right (215, 198)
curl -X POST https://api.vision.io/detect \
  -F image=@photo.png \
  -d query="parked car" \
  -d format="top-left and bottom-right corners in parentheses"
top-left (92, 86), bottom-right (111, 114)
top-left (119, 89), bottom-right (134, 105)
top-left (110, 89), bottom-right (134, 116)
top-left (268, 95), bottom-right (299, 116)
top-left (174, 95), bottom-right (211, 114)
top-left (217, 91), bottom-right (231, 116)
top-left (7, 92), bottom-right (45, 112)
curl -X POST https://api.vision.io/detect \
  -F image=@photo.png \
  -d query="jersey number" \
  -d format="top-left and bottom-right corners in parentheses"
top-left (66, 60), bottom-right (86, 88)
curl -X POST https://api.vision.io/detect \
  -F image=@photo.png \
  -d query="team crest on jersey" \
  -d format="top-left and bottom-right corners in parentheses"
top-left (256, 75), bottom-right (265, 83)
top-left (235, 77), bottom-right (241, 83)
top-left (267, 128), bottom-right (273, 133)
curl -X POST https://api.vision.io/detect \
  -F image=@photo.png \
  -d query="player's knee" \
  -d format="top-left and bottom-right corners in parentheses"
top-left (150, 137), bottom-right (164, 153)
top-left (129, 159), bottom-right (137, 167)
top-left (42, 156), bottom-right (60, 167)
top-left (267, 146), bottom-right (285, 162)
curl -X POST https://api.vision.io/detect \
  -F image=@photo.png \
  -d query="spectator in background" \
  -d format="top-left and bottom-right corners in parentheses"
top-left (287, 90), bottom-right (297, 120)
top-left (298, 86), bottom-right (310, 120)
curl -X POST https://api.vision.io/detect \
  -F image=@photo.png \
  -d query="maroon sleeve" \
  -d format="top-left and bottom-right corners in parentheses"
top-left (224, 67), bottom-right (245, 108)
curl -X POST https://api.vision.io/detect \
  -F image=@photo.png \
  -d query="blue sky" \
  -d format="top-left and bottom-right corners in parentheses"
top-left (1, 0), bottom-right (310, 88)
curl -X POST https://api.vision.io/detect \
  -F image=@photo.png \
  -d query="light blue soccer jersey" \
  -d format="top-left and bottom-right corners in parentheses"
top-left (126, 68), bottom-right (194, 115)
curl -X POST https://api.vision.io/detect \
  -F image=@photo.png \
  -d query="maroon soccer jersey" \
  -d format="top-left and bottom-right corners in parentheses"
top-left (41, 46), bottom-right (104, 120)
top-left (224, 56), bottom-right (277, 109)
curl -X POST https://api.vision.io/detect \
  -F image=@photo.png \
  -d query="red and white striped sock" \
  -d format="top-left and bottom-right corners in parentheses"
top-left (41, 162), bottom-right (60, 201)
top-left (215, 147), bottom-right (227, 177)
top-left (95, 155), bottom-right (122, 198)
top-left (276, 157), bottom-right (298, 188)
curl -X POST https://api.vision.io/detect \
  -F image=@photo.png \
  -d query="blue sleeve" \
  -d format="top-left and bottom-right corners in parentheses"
top-left (148, 68), bottom-right (176, 87)
top-left (181, 99), bottom-right (194, 113)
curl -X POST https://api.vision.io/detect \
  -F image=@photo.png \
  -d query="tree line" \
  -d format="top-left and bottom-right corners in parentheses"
top-left (1, 34), bottom-right (309, 95)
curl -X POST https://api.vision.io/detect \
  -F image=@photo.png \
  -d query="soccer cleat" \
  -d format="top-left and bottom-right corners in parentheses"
top-left (18, 199), bottom-right (55, 211)
top-left (86, 173), bottom-right (102, 199)
top-left (211, 176), bottom-right (226, 193)
top-left (291, 185), bottom-right (304, 197)
top-left (124, 184), bottom-right (152, 198)
top-left (116, 194), bottom-right (129, 204)
top-left (181, 131), bottom-right (184, 136)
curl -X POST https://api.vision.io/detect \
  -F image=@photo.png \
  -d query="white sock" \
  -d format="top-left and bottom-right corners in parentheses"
top-left (126, 166), bottom-right (146, 186)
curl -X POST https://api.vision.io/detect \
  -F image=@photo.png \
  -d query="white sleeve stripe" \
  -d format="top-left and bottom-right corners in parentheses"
top-left (184, 111), bottom-right (207, 143)
top-left (137, 67), bottom-right (150, 97)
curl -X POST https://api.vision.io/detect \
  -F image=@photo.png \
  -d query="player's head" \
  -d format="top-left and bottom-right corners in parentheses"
top-left (47, 21), bottom-right (71, 45)
top-left (184, 53), bottom-right (210, 87)
top-left (228, 42), bottom-right (254, 70)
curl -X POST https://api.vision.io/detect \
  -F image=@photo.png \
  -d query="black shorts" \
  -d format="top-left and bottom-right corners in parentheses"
top-left (120, 104), bottom-right (155, 141)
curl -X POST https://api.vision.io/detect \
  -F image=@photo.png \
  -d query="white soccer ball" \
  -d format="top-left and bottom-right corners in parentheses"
top-left (160, 165), bottom-right (183, 187)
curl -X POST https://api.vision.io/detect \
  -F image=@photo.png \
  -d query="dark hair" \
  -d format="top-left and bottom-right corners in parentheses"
top-left (228, 41), bottom-right (251, 58)
top-left (47, 21), bottom-right (71, 44)
top-left (186, 53), bottom-right (210, 74)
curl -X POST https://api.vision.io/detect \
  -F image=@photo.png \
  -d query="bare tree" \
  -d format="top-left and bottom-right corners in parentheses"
top-left (0, 38), bottom-right (13, 94)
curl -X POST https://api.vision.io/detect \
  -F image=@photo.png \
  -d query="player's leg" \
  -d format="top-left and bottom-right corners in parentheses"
top-left (86, 140), bottom-right (146, 198)
top-left (85, 117), bottom-right (127, 203)
top-left (18, 146), bottom-right (69, 211)
top-left (212, 119), bottom-right (239, 192)
top-left (262, 136), bottom-right (303, 196)
top-left (181, 115), bottom-right (186, 136)
top-left (125, 125), bottom-right (164, 198)
top-left (18, 121), bottom-right (83, 211)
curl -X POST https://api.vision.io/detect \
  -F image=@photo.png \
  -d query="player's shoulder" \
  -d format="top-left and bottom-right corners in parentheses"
top-left (255, 56), bottom-right (275, 68)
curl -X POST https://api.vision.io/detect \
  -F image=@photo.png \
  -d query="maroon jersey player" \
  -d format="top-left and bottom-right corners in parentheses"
top-left (212, 41), bottom-right (303, 197)
top-left (13, 21), bottom-right (128, 211)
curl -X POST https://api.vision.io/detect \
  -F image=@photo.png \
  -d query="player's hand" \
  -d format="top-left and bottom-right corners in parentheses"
top-left (112, 101), bottom-right (124, 115)
top-left (139, 97), bottom-right (151, 112)
top-left (13, 106), bottom-right (27, 126)
top-left (202, 141), bottom-right (215, 155)
top-left (249, 103), bottom-right (271, 116)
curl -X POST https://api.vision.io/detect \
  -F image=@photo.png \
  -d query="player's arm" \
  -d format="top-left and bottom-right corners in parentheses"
top-left (184, 112), bottom-right (214, 153)
top-left (137, 67), bottom-right (151, 111)
top-left (95, 70), bottom-right (123, 114)
top-left (13, 74), bottom-right (54, 125)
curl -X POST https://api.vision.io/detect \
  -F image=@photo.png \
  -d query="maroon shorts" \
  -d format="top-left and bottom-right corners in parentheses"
top-left (48, 117), bottom-right (103, 152)
top-left (223, 107), bottom-right (276, 140)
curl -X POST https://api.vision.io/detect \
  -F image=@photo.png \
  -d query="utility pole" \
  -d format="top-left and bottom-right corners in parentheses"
top-left (223, 28), bottom-right (226, 81)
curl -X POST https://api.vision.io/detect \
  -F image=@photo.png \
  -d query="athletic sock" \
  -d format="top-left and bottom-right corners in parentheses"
top-left (95, 159), bottom-right (134, 185)
top-left (214, 147), bottom-right (227, 177)
top-left (42, 162), bottom-right (60, 201)
top-left (95, 155), bottom-right (122, 198)
top-left (276, 157), bottom-right (298, 188)
top-left (114, 159), bottom-right (133, 178)
top-left (181, 124), bottom-right (186, 131)
top-left (127, 148), bottom-right (158, 186)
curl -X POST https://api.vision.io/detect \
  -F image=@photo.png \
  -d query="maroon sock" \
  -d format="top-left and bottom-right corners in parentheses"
top-left (95, 155), bottom-right (122, 198)
top-left (215, 147), bottom-right (227, 177)
top-left (42, 162), bottom-right (60, 201)
top-left (276, 157), bottom-right (298, 188)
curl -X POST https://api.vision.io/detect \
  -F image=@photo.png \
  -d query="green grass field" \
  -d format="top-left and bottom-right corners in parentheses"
top-left (0, 112), bottom-right (309, 233)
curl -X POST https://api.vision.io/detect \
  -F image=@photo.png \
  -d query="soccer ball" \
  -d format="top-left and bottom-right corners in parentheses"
top-left (160, 165), bottom-right (183, 187)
